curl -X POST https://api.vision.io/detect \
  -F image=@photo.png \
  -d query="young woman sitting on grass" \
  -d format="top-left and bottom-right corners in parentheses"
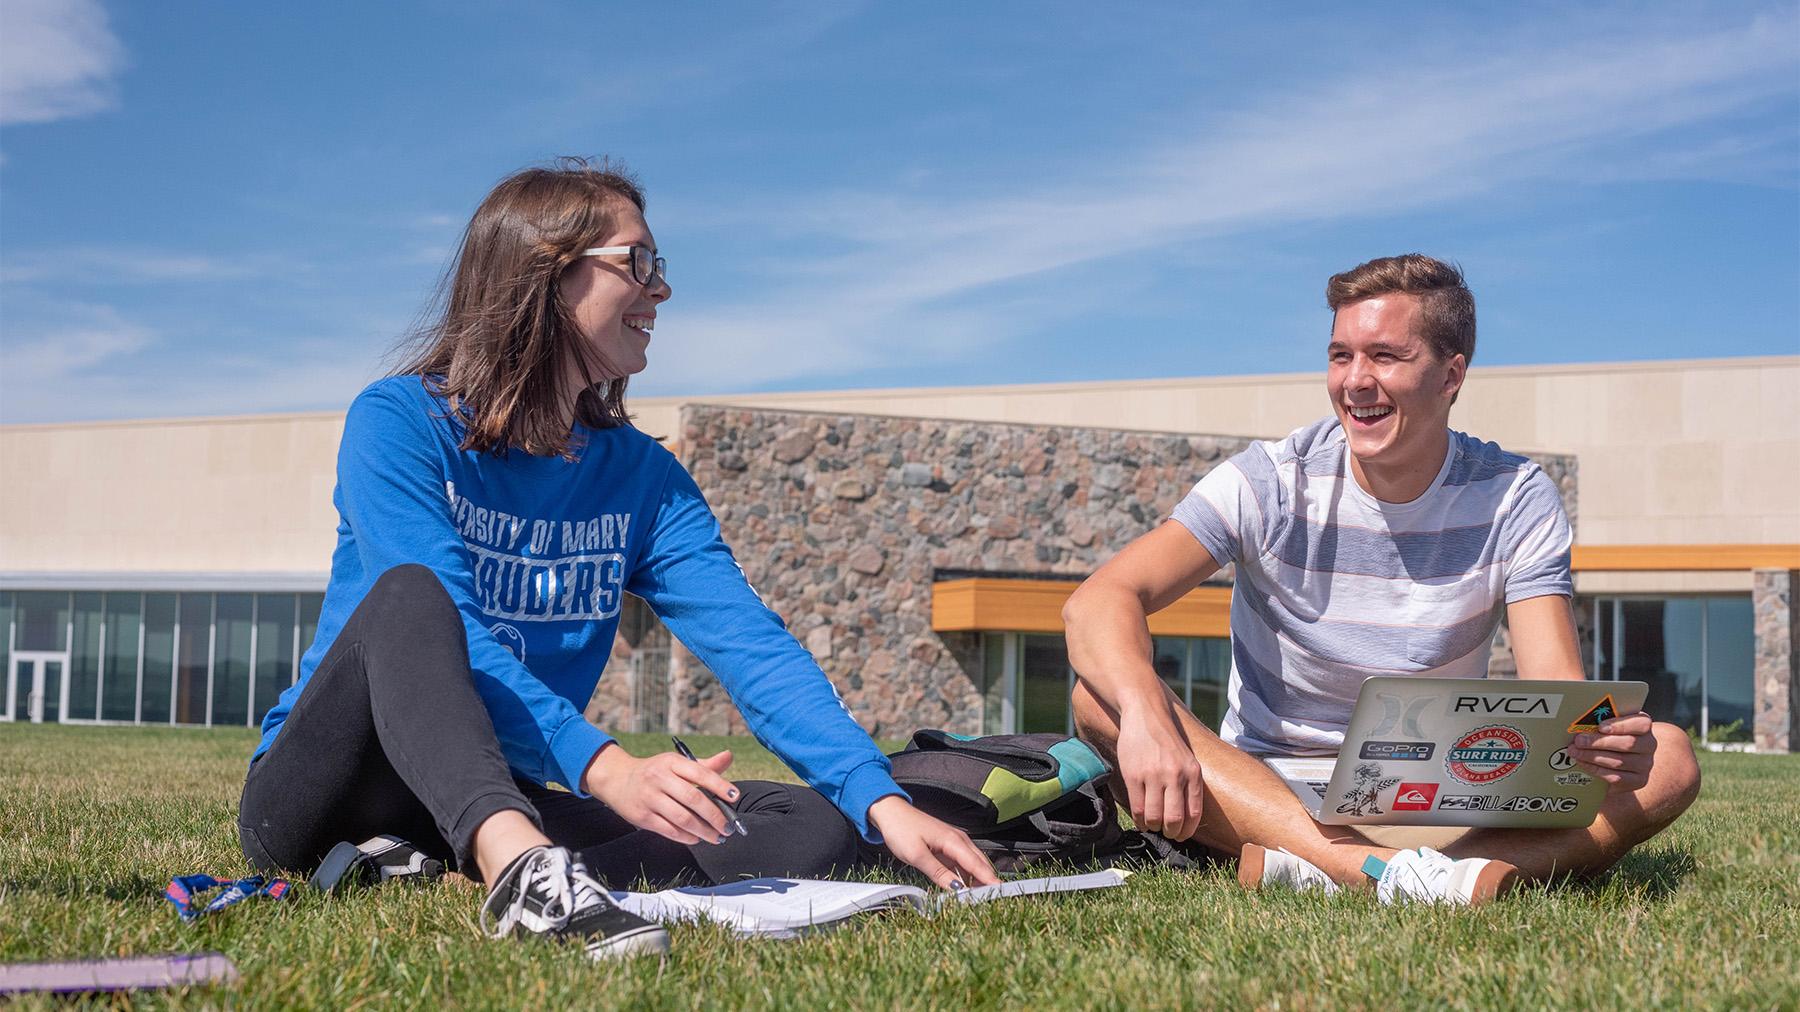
top-left (238, 158), bottom-right (997, 960)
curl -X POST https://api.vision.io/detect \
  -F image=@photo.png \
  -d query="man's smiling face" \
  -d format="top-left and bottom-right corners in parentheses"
top-left (1326, 294), bottom-right (1464, 477)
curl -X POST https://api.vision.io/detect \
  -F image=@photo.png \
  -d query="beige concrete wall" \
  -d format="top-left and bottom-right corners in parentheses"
top-left (1574, 570), bottom-right (1756, 594)
top-left (2, 356), bottom-right (1793, 579)
top-left (634, 356), bottom-right (1800, 546)
top-left (0, 412), bottom-right (343, 575)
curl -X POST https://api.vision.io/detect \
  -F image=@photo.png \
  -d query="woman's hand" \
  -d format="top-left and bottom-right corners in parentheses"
top-left (583, 743), bottom-right (738, 845)
top-left (868, 796), bottom-right (1001, 889)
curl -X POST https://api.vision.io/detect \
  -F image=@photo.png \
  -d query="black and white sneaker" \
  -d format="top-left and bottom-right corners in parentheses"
top-left (479, 846), bottom-right (669, 960)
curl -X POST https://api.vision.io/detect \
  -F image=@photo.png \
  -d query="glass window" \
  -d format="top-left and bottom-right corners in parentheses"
top-left (102, 594), bottom-right (143, 721)
top-left (175, 593), bottom-right (212, 724)
top-left (67, 592), bottom-right (104, 721)
top-left (253, 594), bottom-right (296, 725)
top-left (1189, 637), bottom-right (1231, 731)
top-left (141, 594), bottom-right (177, 724)
top-left (212, 594), bottom-right (253, 727)
top-left (1151, 637), bottom-right (1189, 707)
top-left (41, 658), bottom-right (64, 722)
top-left (1705, 596), bottom-right (1755, 741)
top-left (981, 634), bottom-right (1008, 735)
top-left (297, 594), bottom-right (324, 686)
top-left (1019, 634), bottom-right (1072, 734)
top-left (984, 632), bottom-right (1232, 737)
top-left (1619, 599), bottom-right (1704, 732)
top-left (15, 590), bottom-right (69, 651)
top-left (1593, 597), bottom-right (1617, 679)
top-left (1, 591), bottom-right (12, 719)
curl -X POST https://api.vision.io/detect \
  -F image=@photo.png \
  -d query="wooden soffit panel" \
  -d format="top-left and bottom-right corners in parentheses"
top-left (1571, 544), bottom-right (1800, 572)
top-left (931, 578), bottom-right (1231, 638)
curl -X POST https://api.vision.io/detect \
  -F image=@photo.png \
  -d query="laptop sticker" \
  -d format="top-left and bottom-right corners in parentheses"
top-left (1445, 725), bottom-right (1529, 785)
top-left (1450, 692), bottom-right (1564, 717)
top-left (1369, 693), bottom-right (1436, 739)
top-left (1335, 763), bottom-right (1401, 817)
top-left (1438, 795), bottom-right (1578, 813)
top-left (1391, 783), bottom-right (1438, 811)
top-left (1566, 694), bottom-right (1619, 734)
top-left (1547, 747), bottom-right (1576, 770)
top-left (1359, 741), bottom-right (1434, 761)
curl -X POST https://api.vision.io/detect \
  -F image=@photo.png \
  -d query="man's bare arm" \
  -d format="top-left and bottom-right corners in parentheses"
top-left (1065, 520), bottom-right (1222, 706)
top-left (1063, 520), bottom-right (1221, 839)
top-left (1507, 593), bottom-right (1656, 790)
top-left (1504, 594), bottom-right (1585, 681)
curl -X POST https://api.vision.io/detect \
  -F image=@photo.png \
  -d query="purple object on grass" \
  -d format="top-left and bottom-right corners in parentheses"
top-left (0, 952), bottom-right (239, 994)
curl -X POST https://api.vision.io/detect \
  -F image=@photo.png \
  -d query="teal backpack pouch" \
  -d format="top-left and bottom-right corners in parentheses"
top-left (886, 730), bottom-right (1126, 871)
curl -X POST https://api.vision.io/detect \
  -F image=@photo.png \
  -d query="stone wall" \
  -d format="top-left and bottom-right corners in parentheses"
top-left (672, 405), bottom-right (1257, 736)
top-left (582, 596), bottom-right (661, 732)
top-left (1752, 569), bottom-right (1798, 753)
top-left (625, 405), bottom-right (1579, 738)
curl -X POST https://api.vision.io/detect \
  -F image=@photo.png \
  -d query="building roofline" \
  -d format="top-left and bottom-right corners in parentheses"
top-left (640, 353), bottom-right (1800, 406)
top-left (0, 571), bottom-right (330, 592)
top-left (675, 401), bottom-right (1294, 447)
top-left (3, 354), bottom-right (1793, 431)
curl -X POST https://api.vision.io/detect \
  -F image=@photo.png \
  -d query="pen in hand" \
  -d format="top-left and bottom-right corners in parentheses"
top-left (671, 735), bottom-right (749, 837)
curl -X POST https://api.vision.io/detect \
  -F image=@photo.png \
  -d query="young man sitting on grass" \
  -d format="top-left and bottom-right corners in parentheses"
top-left (1062, 254), bottom-right (1701, 904)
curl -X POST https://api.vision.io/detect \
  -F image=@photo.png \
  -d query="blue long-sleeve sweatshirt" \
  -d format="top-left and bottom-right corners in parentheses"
top-left (254, 376), bottom-right (906, 840)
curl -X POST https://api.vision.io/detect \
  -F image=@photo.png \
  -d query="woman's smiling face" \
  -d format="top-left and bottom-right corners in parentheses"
top-left (559, 203), bottom-right (671, 391)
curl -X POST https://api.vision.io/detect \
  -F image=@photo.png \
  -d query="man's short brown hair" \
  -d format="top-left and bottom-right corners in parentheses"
top-left (1326, 254), bottom-right (1476, 364)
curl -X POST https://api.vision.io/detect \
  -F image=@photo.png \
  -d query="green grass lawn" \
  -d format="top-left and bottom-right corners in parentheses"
top-left (3, 724), bottom-right (1797, 1010)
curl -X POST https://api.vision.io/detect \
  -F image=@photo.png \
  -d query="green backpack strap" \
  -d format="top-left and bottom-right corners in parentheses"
top-left (889, 730), bottom-right (1114, 830)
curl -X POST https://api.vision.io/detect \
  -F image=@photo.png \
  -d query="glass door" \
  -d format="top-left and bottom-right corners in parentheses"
top-left (10, 652), bottom-right (70, 723)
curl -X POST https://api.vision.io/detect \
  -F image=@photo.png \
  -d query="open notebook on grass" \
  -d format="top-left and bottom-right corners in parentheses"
top-left (609, 868), bottom-right (1131, 938)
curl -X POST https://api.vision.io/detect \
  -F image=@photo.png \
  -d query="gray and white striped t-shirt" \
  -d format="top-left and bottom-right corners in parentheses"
top-left (1171, 417), bottom-right (1572, 757)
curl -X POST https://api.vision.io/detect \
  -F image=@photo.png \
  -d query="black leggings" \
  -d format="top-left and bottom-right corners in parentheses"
top-left (237, 564), bottom-right (863, 886)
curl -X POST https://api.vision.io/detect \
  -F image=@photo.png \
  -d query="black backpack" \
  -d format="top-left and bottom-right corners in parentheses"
top-left (886, 730), bottom-right (1206, 873)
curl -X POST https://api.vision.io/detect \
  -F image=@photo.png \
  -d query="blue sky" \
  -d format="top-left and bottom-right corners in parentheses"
top-left (1, 1), bottom-right (1796, 423)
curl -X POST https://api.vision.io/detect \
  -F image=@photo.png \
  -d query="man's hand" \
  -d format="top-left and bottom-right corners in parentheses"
top-left (1116, 705), bottom-right (1205, 840)
top-left (1566, 710), bottom-right (1657, 793)
top-left (583, 743), bottom-right (738, 845)
top-left (868, 796), bottom-right (1000, 889)
top-left (1063, 521), bottom-right (1217, 842)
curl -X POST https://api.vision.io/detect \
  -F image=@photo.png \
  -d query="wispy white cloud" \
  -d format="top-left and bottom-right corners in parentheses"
top-left (644, 12), bottom-right (1799, 393)
top-left (0, 247), bottom-right (264, 284)
top-left (0, 302), bottom-right (151, 389)
top-left (6, 9), bottom-right (1793, 421)
top-left (76, 353), bottom-right (382, 420)
top-left (0, 304), bottom-right (383, 423)
top-left (512, 2), bottom-right (868, 142)
top-left (0, 0), bottom-right (125, 126)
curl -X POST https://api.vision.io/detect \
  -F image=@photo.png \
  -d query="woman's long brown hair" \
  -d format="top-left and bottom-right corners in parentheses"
top-left (393, 157), bottom-right (645, 459)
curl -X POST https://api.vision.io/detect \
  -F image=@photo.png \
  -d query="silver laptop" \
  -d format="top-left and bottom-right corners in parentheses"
top-left (1264, 677), bottom-right (1649, 828)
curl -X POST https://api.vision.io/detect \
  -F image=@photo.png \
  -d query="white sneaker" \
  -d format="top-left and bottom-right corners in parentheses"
top-left (1238, 844), bottom-right (1341, 894)
top-left (1374, 847), bottom-right (1515, 906)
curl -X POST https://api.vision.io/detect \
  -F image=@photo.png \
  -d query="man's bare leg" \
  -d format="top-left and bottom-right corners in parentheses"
top-left (1078, 682), bottom-right (1699, 888)
top-left (1443, 722), bottom-right (1701, 879)
top-left (1073, 681), bottom-right (1399, 884)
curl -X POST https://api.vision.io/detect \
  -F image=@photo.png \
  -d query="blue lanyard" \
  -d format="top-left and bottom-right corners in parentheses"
top-left (163, 874), bottom-right (290, 923)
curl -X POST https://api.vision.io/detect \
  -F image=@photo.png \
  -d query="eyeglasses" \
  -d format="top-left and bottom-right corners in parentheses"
top-left (580, 245), bottom-right (667, 287)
